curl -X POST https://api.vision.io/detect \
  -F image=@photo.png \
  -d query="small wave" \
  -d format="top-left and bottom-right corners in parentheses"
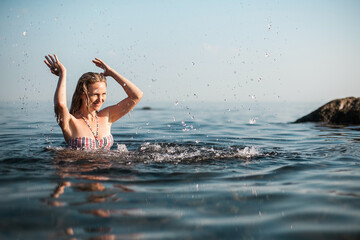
top-left (45, 145), bottom-right (67, 151)
top-left (44, 142), bottom-right (260, 164)
top-left (136, 142), bottom-right (260, 163)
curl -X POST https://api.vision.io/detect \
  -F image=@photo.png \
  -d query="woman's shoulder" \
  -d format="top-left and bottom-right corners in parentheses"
top-left (97, 109), bottom-right (111, 118)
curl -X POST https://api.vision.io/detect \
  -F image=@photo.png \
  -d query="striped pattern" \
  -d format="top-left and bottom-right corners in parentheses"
top-left (68, 135), bottom-right (114, 150)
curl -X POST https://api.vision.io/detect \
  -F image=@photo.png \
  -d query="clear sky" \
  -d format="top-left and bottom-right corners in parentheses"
top-left (0, 0), bottom-right (359, 106)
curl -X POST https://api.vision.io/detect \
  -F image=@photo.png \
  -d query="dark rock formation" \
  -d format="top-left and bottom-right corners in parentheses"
top-left (294, 97), bottom-right (360, 125)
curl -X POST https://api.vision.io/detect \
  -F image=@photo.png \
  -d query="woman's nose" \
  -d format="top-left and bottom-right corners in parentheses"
top-left (94, 96), bottom-right (101, 103)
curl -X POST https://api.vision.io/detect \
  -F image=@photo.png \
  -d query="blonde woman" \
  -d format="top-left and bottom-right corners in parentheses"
top-left (44, 54), bottom-right (143, 150)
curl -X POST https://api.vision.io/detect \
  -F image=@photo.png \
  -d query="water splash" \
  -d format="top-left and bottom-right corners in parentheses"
top-left (249, 118), bottom-right (257, 124)
top-left (116, 144), bottom-right (128, 153)
top-left (138, 143), bottom-right (260, 163)
top-left (45, 143), bottom-right (260, 164)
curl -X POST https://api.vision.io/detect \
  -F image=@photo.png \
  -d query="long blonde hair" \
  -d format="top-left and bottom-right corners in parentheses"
top-left (69, 72), bottom-right (107, 114)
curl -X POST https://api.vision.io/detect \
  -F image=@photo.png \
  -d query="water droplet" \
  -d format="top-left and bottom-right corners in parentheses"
top-left (23, 31), bottom-right (26, 36)
top-left (195, 139), bottom-right (199, 144)
top-left (251, 188), bottom-right (257, 196)
top-left (123, 83), bottom-right (127, 87)
top-left (249, 118), bottom-right (256, 124)
top-left (174, 100), bottom-right (179, 106)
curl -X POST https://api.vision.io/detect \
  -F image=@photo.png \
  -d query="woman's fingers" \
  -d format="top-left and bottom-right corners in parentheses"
top-left (48, 54), bottom-right (56, 64)
top-left (92, 59), bottom-right (100, 65)
top-left (45, 56), bottom-right (53, 66)
top-left (45, 54), bottom-right (61, 76)
top-left (93, 62), bottom-right (102, 68)
top-left (93, 58), bottom-right (102, 64)
top-left (45, 55), bottom-right (57, 69)
top-left (94, 58), bottom-right (106, 65)
top-left (44, 60), bottom-right (52, 68)
top-left (93, 59), bottom-right (104, 69)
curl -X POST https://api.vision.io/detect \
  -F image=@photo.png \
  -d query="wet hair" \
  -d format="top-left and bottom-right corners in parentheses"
top-left (69, 72), bottom-right (107, 114)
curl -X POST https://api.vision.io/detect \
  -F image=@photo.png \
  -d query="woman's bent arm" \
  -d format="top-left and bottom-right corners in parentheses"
top-left (109, 68), bottom-right (143, 103)
top-left (93, 58), bottom-right (143, 123)
top-left (109, 69), bottom-right (143, 122)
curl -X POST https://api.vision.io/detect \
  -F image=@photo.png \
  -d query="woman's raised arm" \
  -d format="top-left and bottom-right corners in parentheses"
top-left (44, 54), bottom-right (71, 135)
top-left (93, 58), bottom-right (143, 123)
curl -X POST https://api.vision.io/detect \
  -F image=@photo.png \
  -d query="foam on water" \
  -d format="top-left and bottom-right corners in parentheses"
top-left (116, 143), bottom-right (129, 153)
top-left (45, 143), bottom-right (260, 164)
top-left (137, 142), bottom-right (260, 163)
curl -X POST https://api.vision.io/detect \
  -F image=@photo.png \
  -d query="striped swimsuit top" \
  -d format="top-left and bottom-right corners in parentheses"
top-left (68, 135), bottom-right (114, 150)
top-left (67, 113), bottom-right (114, 150)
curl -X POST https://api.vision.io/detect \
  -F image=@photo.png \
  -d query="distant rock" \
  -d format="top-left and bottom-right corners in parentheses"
top-left (141, 106), bottom-right (152, 110)
top-left (294, 97), bottom-right (360, 125)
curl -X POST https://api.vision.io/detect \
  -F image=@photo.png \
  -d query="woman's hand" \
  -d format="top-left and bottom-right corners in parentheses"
top-left (44, 54), bottom-right (66, 76)
top-left (92, 58), bottom-right (112, 76)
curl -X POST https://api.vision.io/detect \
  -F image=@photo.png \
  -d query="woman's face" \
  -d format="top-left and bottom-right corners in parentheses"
top-left (86, 82), bottom-right (107, 112)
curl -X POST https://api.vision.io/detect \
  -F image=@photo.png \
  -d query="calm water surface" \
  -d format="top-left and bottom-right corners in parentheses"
top-left (0, 101), bottom-right (359, 239)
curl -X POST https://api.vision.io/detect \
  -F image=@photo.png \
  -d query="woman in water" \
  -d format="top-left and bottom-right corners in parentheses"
top-left (44, 54), bottom-right (143, 150)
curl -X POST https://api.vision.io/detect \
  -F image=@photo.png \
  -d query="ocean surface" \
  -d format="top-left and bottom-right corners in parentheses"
top-left (0, 100), bottom-right (359, 240)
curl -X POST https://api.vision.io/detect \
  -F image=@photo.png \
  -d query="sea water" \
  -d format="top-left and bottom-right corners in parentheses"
top-left (0, 100), bottom-right (359, 239)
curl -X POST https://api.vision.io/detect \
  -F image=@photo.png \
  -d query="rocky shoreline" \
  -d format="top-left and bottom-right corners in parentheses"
top-left (294, 97), bottom-right (360, 125)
